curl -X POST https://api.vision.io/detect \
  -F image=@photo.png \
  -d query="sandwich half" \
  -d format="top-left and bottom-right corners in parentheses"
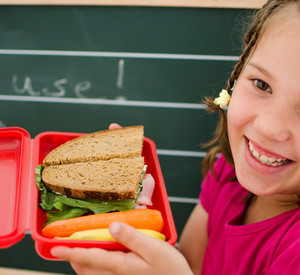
top-left (42, 157), bottom-right (145, 200)
top-left (43, 125), bottom-right (144, 165)
top-left (36, 126), bottom-right (146, 224)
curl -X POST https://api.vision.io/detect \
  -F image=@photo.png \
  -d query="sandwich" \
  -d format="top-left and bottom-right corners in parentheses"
top-left (35, 126), bottom-right (150, 224)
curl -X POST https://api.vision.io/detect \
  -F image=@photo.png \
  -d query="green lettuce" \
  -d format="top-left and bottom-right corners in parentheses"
top-left (35, 164), bottom-right (145, 224)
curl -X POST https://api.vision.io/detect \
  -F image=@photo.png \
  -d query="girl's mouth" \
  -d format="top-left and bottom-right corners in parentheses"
top-left (248, 140), bottom-right (291, 167)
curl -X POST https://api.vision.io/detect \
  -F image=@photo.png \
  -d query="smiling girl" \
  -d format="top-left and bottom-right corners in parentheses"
top-left (51, 1), bottom-right (300, 274)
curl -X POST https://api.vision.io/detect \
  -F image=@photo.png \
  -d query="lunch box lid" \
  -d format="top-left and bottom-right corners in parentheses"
top-left (0, 126), bottom-right (177, 259)
top-left (0, 127), bottom-right (34, 248)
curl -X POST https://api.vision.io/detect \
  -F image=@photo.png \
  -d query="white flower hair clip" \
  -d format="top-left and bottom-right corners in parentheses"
top-left (214, 89), bottom-right (231, 109)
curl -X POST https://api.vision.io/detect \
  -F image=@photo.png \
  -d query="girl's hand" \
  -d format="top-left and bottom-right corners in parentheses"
top-left (51, 222), bottom-right (192, 275)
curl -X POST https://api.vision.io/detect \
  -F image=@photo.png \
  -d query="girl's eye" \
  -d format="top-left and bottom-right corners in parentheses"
top-left (254, 79), bottom-right (271, 92)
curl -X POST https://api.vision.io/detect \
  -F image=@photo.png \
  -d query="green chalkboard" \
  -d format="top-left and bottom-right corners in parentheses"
top-left (0, 5), bottom-right (253, 273)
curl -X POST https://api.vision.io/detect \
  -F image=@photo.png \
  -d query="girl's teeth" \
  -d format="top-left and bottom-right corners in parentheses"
top-left (248, 141), bottom-right (289, 166)
top-left (260, 155), bottom-right (268, 164)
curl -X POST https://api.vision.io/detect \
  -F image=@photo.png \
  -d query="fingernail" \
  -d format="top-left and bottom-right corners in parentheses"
top-left (51, 247), bottom-right (58, 257)
top-left (109, 222), bottom-right (121, 235)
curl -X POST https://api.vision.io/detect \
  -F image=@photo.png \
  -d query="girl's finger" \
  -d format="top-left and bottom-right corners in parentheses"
top-left (70, 262), bottom-right (113, 275)
top-left (51, 246), bottom-right (125, 272)
top-left (108, 123), bottom-right (122, 129)
top-left (109, 222), bottom-right (167, 261)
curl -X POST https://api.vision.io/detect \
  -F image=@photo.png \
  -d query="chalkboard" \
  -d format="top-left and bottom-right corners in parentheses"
top-left (0, 5), bottom-right (254, 274)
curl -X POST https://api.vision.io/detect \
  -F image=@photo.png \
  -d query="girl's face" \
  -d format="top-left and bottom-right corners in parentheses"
top-left (227, 10), bottom-right (300, 196)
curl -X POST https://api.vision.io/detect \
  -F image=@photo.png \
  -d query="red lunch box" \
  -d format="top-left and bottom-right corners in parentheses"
top-left (0, 127), bottom-right (177, 260)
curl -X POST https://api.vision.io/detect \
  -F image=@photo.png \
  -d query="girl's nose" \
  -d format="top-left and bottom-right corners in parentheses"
top-left (253, 105), bottom-right (291, 142)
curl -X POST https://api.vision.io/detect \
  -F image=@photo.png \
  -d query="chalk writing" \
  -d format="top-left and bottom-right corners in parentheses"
top-left (11, 59), bottom-right (125, 98)
top-left (0, 121), bottom-right (6, 128)
top-left (12, 74), bottom-right (92, 98)
top-left (12, 75), bottom-right (40, 96)
top-left (116, 59), bottom-right (125, 89)
top-left (41, 79), bottom-right (68, 97)
top-left (75, 81), bottom-right (92, 98)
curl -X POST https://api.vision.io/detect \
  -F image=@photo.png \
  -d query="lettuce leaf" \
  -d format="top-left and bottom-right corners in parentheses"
top-left (35, 164), bottom-right (145, 224)
top-left (46, 206), bottom-right (89, 225)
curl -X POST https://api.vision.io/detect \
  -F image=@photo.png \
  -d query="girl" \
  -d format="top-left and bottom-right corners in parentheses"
top-left (51, 1), bottom-right (300, 274)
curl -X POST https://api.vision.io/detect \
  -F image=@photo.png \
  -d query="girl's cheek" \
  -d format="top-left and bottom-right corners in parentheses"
top-left (227, 92), bottom-right (244, 124)
top-left (227, 89), bottom-right (254, 140)
top-left (229, 87), bottom-right (253, 118)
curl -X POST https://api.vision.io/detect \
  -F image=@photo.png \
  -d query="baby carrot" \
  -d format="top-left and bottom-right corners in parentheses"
top-left (42, 209), bottom-right (164, 238)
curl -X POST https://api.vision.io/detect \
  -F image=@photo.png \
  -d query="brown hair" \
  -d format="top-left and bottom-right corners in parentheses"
top-left (202, 0), bottom-right (300, 178)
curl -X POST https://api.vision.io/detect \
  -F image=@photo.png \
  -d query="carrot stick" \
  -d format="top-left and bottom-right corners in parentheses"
top-left (42, 209), bottom-right (164, 238)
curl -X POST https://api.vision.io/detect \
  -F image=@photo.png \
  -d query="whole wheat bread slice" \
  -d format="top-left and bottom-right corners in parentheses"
top-left (41, 126), bottom-right (145, 200)
top-left (42, 156), bottom-right (145, 200)
top-left (43, 126), bottom-right (144, 166)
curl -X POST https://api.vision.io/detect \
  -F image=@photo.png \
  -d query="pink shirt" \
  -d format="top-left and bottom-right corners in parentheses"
top-left (200, 155), bottom-right (300, 275)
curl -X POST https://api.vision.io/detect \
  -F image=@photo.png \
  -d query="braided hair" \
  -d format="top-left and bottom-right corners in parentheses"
top-left (202, 0), bottom-right (300, 177)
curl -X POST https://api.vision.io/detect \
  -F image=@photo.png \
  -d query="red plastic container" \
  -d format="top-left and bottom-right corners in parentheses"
top-left (0, 127), bottom-right (177, 260)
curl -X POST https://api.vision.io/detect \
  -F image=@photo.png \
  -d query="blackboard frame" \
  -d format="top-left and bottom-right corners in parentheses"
top-left (0, 0), bottom-right (264, 9)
